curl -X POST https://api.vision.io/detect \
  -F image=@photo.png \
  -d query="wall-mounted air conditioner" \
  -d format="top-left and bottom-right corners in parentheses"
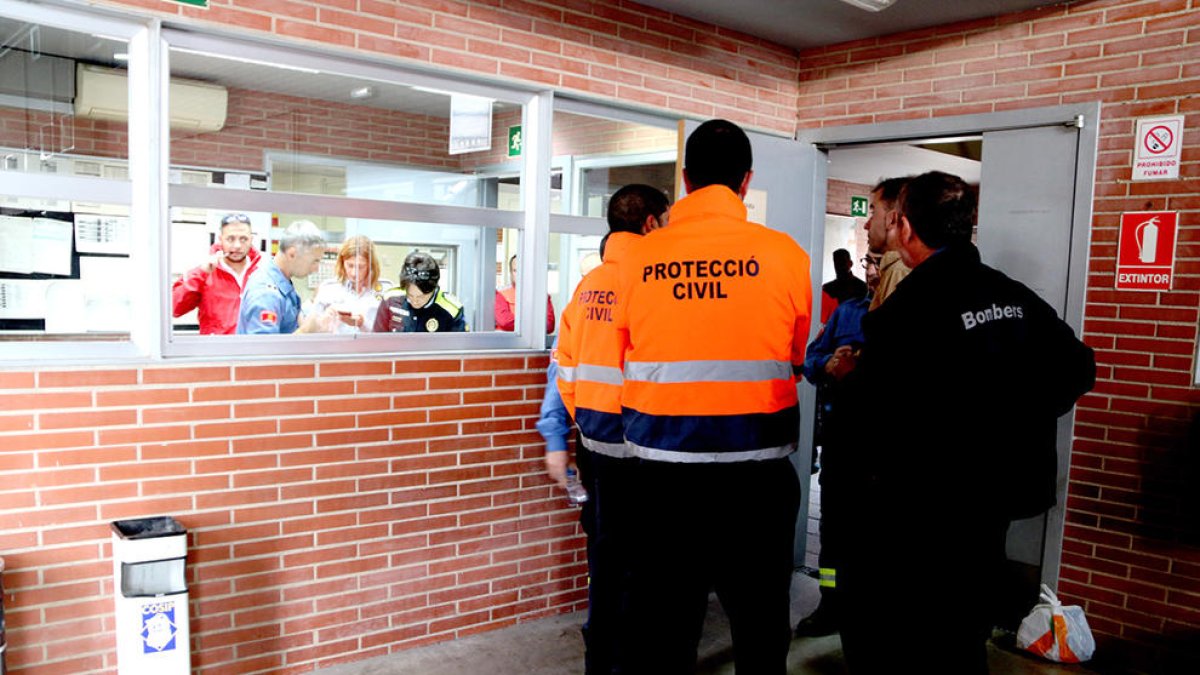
top-left (74, 64), bottom-right (228, 132)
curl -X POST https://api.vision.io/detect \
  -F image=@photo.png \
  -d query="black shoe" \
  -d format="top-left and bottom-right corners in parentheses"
top-left (794, 607), bottom-right (839, 637)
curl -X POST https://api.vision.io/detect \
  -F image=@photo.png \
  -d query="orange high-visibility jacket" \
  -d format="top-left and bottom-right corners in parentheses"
top-left (614, 185), bottom-right (813, 462)
top-left (556, 232), bottom-right (639, 458)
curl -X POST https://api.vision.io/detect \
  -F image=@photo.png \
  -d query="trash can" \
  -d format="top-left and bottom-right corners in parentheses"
top-left (111, 517), bottom-right (189, 675)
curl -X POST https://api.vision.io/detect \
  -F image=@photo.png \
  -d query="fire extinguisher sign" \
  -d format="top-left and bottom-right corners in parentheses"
top-left (1116, 211), bottom-right (1178, 291)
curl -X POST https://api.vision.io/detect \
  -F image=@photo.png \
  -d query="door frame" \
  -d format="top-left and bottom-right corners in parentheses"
top-left (794, 102), bottom-right (1100, 588)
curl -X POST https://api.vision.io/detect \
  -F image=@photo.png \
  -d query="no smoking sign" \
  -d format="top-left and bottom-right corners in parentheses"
top-left (1133, 115), bottom-right (1183, 180)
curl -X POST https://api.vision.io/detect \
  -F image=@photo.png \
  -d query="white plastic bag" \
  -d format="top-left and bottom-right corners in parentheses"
top-left (1016, 584), bottom-right (1095, 663)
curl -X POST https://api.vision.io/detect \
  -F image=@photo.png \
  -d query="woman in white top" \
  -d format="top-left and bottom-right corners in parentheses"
top-left (310, 235), bottom-right (392, 333)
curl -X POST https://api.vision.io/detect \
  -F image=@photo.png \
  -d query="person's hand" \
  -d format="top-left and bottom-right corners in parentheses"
top-left (200, 252), bottom-right (223, 274)
top-left (825, 345), bottom-right (859, 381)
top-left (544, 451), bottom-right (568, 489)
top-left (335, 308), bottom-right (364, 328)
top-left (298, 306), bottom-right (337, 333)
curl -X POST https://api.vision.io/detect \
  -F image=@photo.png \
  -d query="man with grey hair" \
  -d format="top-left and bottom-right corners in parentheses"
top-left (236, 220), bottom-right (334, 334)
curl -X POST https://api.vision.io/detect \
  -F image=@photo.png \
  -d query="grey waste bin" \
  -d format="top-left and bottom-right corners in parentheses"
top-left (111, 517), bottom-right (189, 675)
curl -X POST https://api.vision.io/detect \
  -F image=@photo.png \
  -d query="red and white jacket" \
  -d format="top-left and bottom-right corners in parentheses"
top-left (172, 244), bottom-right (262, 335)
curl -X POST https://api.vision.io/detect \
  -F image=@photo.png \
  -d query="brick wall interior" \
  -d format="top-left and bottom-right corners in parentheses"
top-left (1, 356), bottom-right (584, 675)
top-left (0, 0), bottom-right (1197, 673)
top-left (794, 1), bottom-right (1200, 667)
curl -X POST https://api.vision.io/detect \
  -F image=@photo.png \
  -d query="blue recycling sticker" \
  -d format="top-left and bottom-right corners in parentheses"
top-left (141, 600), bottom-right (177, 653)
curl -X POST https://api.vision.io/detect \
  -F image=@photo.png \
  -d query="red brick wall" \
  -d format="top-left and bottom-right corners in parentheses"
top-left (4, 2), bottom-right (801, 672)
top-left (2, 0), bottom-right (1196, 673)
top-left (96, 0), bottom-right (800, 135)
top-left (0, 356), bottom-right (586, 675)
top-left (796, 1), bottom-right (1200, 668)
top-left (0, 89), bottom-right (455, 173)
top-left (173, 87), bottom-right (457, 172)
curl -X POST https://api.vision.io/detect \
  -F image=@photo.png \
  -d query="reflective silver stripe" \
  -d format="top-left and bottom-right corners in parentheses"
top-left (581, 435), bottom-right (632, 458)
top-left (558, 364), bottom-right (622, 386)
top-left (576, 364), bottom-right (624, 386)
top-left (624, 359), bottom-right (792, 384)
top-left (626, 441), bottom-right (795, 463)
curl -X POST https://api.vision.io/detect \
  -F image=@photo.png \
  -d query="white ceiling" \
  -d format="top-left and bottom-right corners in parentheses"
top-left (636, 0), bottom-right (1069, 50)
top-left (828, 143), bottom-right (981, 186)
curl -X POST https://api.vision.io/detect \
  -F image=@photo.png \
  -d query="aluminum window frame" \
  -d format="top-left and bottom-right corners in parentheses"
top-left (156, 28), bottom-right (551, 358)
top-left (0, 0), bottom-right (147, 364)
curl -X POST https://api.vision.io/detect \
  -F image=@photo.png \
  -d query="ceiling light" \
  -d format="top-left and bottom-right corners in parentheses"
top-left (837, 0), bottom-right (898, 11)
top-left (350, 86), bottom-right (375, 100)
top-left (113, 52), bottom-right (129, 62)
top-left (171, 47), bottom-right (321, 74)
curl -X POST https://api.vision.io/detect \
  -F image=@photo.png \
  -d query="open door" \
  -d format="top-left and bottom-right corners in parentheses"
top-left (977, 119), bottom-right (1089, 623)
top-left (797, 103), bottom-right (1097, 583)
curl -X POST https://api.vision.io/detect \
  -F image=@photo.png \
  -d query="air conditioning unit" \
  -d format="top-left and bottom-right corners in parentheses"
top-left (74, 64), bottom-right (228, 132)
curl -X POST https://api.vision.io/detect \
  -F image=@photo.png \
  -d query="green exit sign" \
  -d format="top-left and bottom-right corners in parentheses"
top-left (507, 125), bottom-right (522, 157)
top-left (171, 0), bottom-right (208, 7)
top-left (850, 195), bottom-right (869, 217)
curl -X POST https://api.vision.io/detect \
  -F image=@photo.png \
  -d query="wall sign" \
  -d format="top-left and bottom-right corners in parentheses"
top-left (850, 195), bottom-right (868, 217)
top-left (1115, 211), bottom-right (1177, 291)
top-left (507, 125), bottom-right (522, 157)
top-left (1132, 115), bottom-right (1183, 181)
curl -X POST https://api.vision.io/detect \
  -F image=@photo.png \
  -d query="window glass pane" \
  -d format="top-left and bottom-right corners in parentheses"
top-left (552, 110), bottom-right (676, 217)
top-left (1, 200), bottom-right (132, 340)
top-left (0, 20), bottom-right (132, 342)
top-left (170, 210), bottom-right (511, 337)
top-left (167, 46), bottom-right (522, 209)
top-left (546, 109), bottom-right (676, 333)
top-left (547, 232), bottom-right (603, 334)
top-left (580, 162), bottom-right (676, 217)
top-left (0, 19), bottom-right (129, 172)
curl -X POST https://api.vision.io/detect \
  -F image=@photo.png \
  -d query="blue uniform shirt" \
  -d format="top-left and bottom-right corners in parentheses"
top-left (536, 337), bottom-right (571, 453)
top-left (236, 259), bottom-right (301, 334)
top-left (802, 296), bottom-right (870, 384)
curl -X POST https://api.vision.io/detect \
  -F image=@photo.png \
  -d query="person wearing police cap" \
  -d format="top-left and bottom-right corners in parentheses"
top-left (373, 251), bottom-right (467, 333)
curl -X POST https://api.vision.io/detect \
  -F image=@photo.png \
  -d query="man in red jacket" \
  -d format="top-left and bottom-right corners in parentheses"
top-left (172, 214), bottom-right (262, 334)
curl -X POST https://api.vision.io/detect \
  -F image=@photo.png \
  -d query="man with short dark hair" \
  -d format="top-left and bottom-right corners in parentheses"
top-left (822, 248), bottom-right (866, 305)
top-left (615, 119), bottom-right (812, 674)
top-left (374, 251), bottom-right (466, 333)
top-left (553, 182), bottom-right (668, 675)
top-left (172, 213), bottom-right (261, 334)
top-left (863, 176), bottom-right (911, 309)
top-left (836, 171), bottom-right (1095, 674)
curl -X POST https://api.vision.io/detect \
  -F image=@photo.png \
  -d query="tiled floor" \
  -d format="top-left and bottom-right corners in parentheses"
top-left (317, 571), bottom-right (1101, 675)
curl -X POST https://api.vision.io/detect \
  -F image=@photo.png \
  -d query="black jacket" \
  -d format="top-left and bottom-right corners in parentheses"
top-left (373, 288), bottom-right (467, 333)
top-left (838, 244), bottom-right (1095, 521)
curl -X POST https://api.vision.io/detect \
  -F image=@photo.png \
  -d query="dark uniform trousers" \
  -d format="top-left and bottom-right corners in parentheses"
top-left (576, 446), bottom-right (636, 675)
top-left (617, 457), bottom-right (801, 675)
top-left (837, 502), bottom-right (1009, 675)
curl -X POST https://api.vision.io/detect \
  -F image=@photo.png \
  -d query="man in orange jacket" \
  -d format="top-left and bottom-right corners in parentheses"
top-left (554, 183), bottom-right (669, 675)
top-left (614, 119), bottom-right (813, 674)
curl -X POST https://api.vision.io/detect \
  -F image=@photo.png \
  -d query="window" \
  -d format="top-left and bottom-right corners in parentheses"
top-left (545, 104), bottom-right (678, 334)
top-left (0, 8), bottom-right (138, 355)
top-left (161, 32), bottom-right (545, 355)
top-left (0, 4), bottom-right (684, 362)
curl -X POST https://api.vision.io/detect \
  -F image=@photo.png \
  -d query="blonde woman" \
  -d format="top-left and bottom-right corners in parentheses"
top-left (309, 235), bottom-right (392, 333)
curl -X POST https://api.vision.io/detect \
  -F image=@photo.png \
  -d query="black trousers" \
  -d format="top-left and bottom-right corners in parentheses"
top-left (577, 448), bottom-right (637, 675)
top-left (617, 457), bottom-right (802, 675)
top-left (839, 514), bottom-right (1010, 675)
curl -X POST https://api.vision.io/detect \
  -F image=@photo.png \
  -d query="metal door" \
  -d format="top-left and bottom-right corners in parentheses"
top-left (977, 123), bottom-right (1086, 586)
